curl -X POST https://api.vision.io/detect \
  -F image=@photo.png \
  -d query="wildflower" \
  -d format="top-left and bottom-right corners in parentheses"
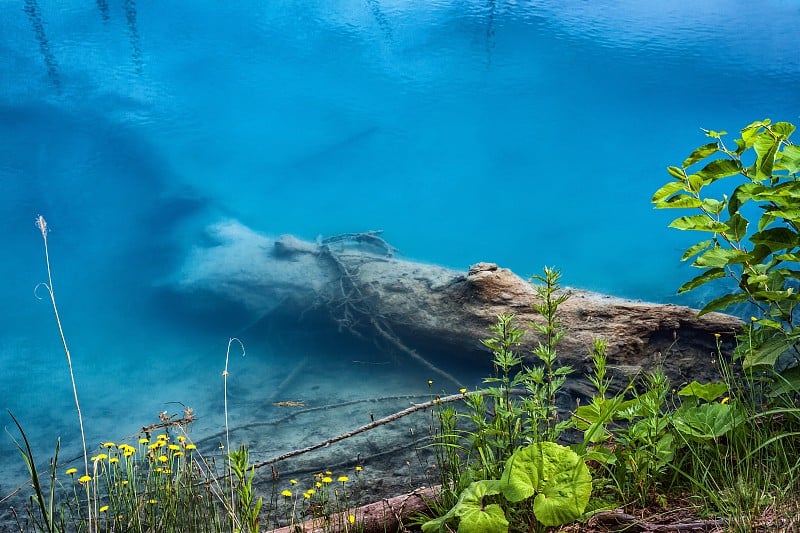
top-left (281, 489), bottom-right (293, 497)
top-left (102, 442), bottom-right (116, 448)
top-left (721, 397), bottom-right (730, 404)
top-left (121, 480), bottom-right (129, 486)
top-left (322, 476), bottom-right (332, 484)
top-left (348, 515), bottom-right (356, 524)
top-left (459, 388), bottom-right (467, 394)
top-left (79, 475), bottom-right (92, 484)
top-left (185, 444), bottom-right (197, 451)
top-left (92, 454), bottom-right (108, 462)
top-left (306, 489), bottom-right (316, 495)
top-left (337, 476), bottom-right (349, 482)
top-left (157, 455), bottom-right (168, 463)
top-left (139, 438), bottom-right (149, 444)
top-left (751, 316), bottom-right (758, 322)
top-left (325, 470), bottom-right (332, 475)
top-left (168, 444), bottom-right (180, 451)
top-left (177, 435), bottom-right (186, 442)
top-left (428, 380), bottom-right (433, 386)
top-left (173, 451), bottom-right (183, 458)
top-left (714, 333), bottom-right (721, 339)
top-left (65, 468), bottom-right (78, 475)
top-left (355, 466), bottom-right (363, 472)
top-left (315, 482), bottom-right (322, 488)
top-left (290, 479), bottom-right (298, 485)
top-left (109, 458), bottom-right (119, 464)
top-left (148, 499), bottom-right (157, 505)
top-left (99, 505), bottom-right (109, 513)
top-left (154, 468), bottom-right (163, 473)
top-left (156, 434), bottom-right (168, 441)
top-left (303, 492), bottom-right (312, 499)
top-left (163, 468), bottom-right (172, 474)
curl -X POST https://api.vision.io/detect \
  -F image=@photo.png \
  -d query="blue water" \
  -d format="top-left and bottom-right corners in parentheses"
top-left (1, 0), bottom-right (798, 501)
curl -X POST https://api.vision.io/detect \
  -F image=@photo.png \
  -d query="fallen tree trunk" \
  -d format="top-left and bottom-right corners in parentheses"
top-left (269, 485), bottom-right (438, 533)
top-left (172, 220), bottom-right (743, 390)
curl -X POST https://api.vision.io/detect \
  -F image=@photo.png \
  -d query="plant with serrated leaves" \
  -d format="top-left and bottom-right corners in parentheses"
top-left (652, 118), bottom-right (800, 371)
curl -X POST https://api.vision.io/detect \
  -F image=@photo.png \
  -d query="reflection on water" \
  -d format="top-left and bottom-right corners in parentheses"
top-left (124, 0), bottom-right (143, 74)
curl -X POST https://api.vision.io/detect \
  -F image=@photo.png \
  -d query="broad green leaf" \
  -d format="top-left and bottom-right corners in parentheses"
top-left (457, 504), bottom-right (508, 533)
top-left (677, 268), bottom-right (725, 294)
top-left (776, 144), bottom-right (800, 174)
top-left (673, 403), bottom-right (739, 439)
top-left (693, 248), bottom-right (748, 268)
top-left (500, 442), bottom-right (592, 527)
top-left (688, 174), bottom-right (704, 194)
top-left (682, 142), bottom-right (719, 168)
top-left (681, 240), bottom-right (713, 262)
top-left (768, 366), bottom-right (800, 398)
top-left (728, 182), bottom-right (762, 214)
top-left (669, 215), bottom-right (728, 232)
top-left (693, 158), bottom-right (742, 184)
top-left (651, 181), bottom-right (687, 203)
top-left (749, 227), bottom-right (799, 252)
top-left (750, 132), bottom-right (780, 182)
top-left (677, 381), bottom-right (728, 402)
top-left (698, 292), bottom-right (750, 315)
top-left (772, 122), bottom-right (796, 139)
top-left (701, 198), bottom-right (725, 216)
top-left (761, 207), bottom-right (800, 224)
top-left (723, 213), bottom-right (749, 241)
top-left (743, 334), bottom-right (790, 369)
top-left (656, 195), bottom-right (702, 209)
top-left (423, 480), bottom-right (504, 533)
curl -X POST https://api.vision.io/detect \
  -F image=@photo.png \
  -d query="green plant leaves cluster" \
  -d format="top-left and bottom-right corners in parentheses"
top-left (422, 442), bottom-right (591, 533)
top-left (653, 119), bottom-right (800, 370)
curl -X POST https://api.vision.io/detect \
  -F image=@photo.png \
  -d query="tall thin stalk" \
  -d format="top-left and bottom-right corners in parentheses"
top-left (222, 336), bottom-right (245, 529)
top-left (34, 215), bottom-right (92, 532)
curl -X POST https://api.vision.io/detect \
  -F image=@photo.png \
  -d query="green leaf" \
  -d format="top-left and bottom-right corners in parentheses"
top-left (669, 215), bottom-right (729, 232)
top-left (772, 122), bottom-right (796, 139)
top-left (651, 181), bottom-right (688, 203)
top-left (724, 213), bottom-right (749, 241)
top-left (701, 198), bottom-right (725, 216)
top-left (768, 366), bottom-right (800, 398)
top-left (656, 195), bottom-right (702, 209)
top-left (693, 247), bottom-right (748, 268)
top-left (667, 165), bottom-right (686, 179)
top-left (698, 292), bottom-right (750, 315)
top-left (677, 381), bottom-right (728, 402)
top-left (776, 144), bottom-right (800, 174)
top-left (693, 158), bottom-right (742, 184)
top-left (673, 403), bottom-right (739, 439)
top-left (749, 227), bottom-right (799, 252)
top-left (728, 182), bottom-right (762, 214)
top-left (750, 132), bottom-right (780, 182)
top-left (743, 334), bottom-right (790, 369)
top-left (682, 142), bottom-right (719, 168)
top-left (677, 268), bottom-right (725, 294)
top-left (500, 442), bottom-right (592, 527)
top-left (458, 504), bottom-right (508, 533)
top-left (423, 480), bottom-right (505, 533)
top-left (681, 240), bottom-right (713, 261)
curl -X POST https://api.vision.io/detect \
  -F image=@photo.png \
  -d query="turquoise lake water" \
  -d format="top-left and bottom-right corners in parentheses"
top-left (1, 0), bottom-right (798, 507)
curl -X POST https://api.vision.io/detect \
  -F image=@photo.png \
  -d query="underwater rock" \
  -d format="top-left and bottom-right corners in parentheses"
top-left (172, 221), bottom-right (743, 388)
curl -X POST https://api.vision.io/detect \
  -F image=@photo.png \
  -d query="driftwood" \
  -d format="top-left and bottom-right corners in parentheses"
top-left (269, 485), bottom-right (438, 533)
top-left (172, 220), bottom-right (744, 391)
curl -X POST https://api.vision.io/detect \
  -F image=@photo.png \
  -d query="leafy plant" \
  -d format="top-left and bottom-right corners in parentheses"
top-left (652, 118), bottom-right (800, 370)
top-left (228, 445), bottom-right (263, 533)
top-left (422, 442), bottom-right (591, 533)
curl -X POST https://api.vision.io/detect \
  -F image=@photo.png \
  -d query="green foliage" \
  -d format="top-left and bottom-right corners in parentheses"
top-left (653, 119), bottom-right (800, 370)
top-left (228, 445), bottom-right (263, 533)
top-left (423, 443), bottom-right (591, 532)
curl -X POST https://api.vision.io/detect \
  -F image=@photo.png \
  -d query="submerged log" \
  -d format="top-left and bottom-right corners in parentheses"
top-left (172, 220), bottom-right (743, 389)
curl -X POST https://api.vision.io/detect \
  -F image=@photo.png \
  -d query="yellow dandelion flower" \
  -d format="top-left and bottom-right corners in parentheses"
top-left (290, 479), bottom-right (298, 485)
top-left (93, 454), bottom-right (108, 462)
top-left (154, 467), bottom-right (163, 473)
top-left (109, 458), bottom-right (119, 464)
top-left (751, 316), bottom-right (758, 322)
top-left (124, 450), bottom-right (134, 458)
top-left (78, 475), bottom-right (92, 484)
top-left (459, 388), bottom-right (467, 394)
top-left (148, 499), bottom-right (157, 505)
top-left (139, 438), bottom-right (149, 444)
top-left (65, 468), bottom-right (78, 475)
top-left (148, 443), bottom-right (159, 451)
top-left (185, 444), bottom-right (197, 451)
top-left (156, 434), bottom-right (167, 441)
top-left (102, 442), bottom-right (116, 448)
top-left (325, 470), bottom-right (332, 475)
top-left (173, 451), bottom-right (183, 458)
top-left (168, 444), bottom-right (180, 451)
top-left (303, 492), bottom-right (311, 499)
top-left (163, 468), bottom-right (172, 474)
top-left (306, 489), bottom-right (315, 495)
top-left (157, 455), bottom-right (168, 463)
top-left (99, 505), bottom-right (109, 513)
top-left (177, 435), bottom-right (186, 442)
top-left (714, 333), bottom-right (721, 339)
top-left (337, 476), bottom-right (349, 482)
top-left (721, 397), bottom-right (730, 404)
top-left (355, 465), bottom-right (363, 472)
top-left (428, 380), bottom-right (433, 386)
top-left (281, 489), bottom-right (293, 497)
top-left (315, 482), bottom-right (322, 488)
top-left (348, 515), bottom-right (356, 524)
top-left (322, 476), bottom-right (332, 484)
